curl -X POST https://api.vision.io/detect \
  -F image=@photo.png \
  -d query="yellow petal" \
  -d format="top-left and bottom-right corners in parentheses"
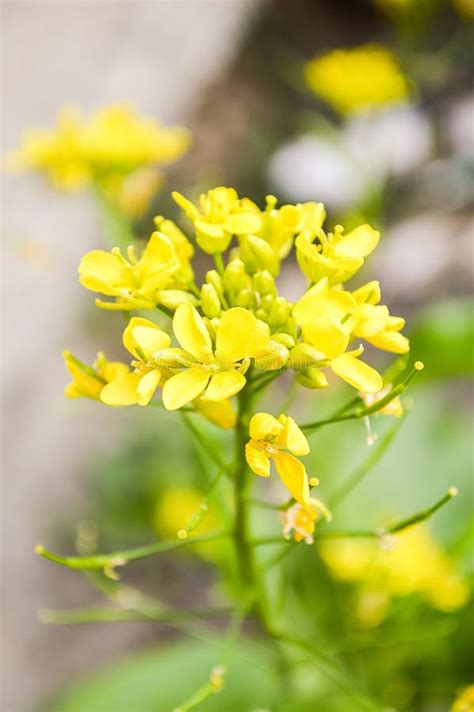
top-left (100, 372), bottom-right (141, 406)
top-left (333, 225), bottom-right (379, 259)
top-left (279, 415), bottom-right (310, 456)
top-left (173, 303), bottom-right (213, 362)
top-left (205, 370), bottom-right (246, 401)
top-left (78, 250), bottom-right (127, 295)
top-left (245, 442), bottom-right (271, 477)
top-left (136, 369), bottom-right (161, 406)
top-left (194, 398), bottom-right (236, 429)
top-left (139, 231), bottom-right (177, 272)
top-left (123, 317), bottom-right (167, 358)
top-left (224, 212), bottom-right (262, 234)
top-left (367, 331), bottom-right (409, 354)
top-left (132, 325), bottom-right (171, 359)
top-left (215, 307), bottom-right (270, 365)
top-left (352, 281), bottom-right (381, 305)
top-left (331, 354), bottom-right (383, 393)
top-left (302, 316), bottom-right (349, 359)
top-left (249, 412), bottom-right (283, 441)
top-left (274, 452), bottom-right (309, 504)
top-left (162, 367), bottom-right (210, 410)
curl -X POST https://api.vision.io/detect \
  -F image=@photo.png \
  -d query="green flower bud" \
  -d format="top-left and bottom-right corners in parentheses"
top-left (153, 348), bottom-right (195, 369)
top-left (296, 367), bottom-right (329, 389)
top-left (223, 259), bottom-right (247, 292)
top-left (255, 308), bottom-right (268, 322)
top-left (254, 341), bottom-right (289, 371)
top-left (239, 235), bottom-right (280, 276)
top-left (200, 284), bottom-right (221, 319)
top-left (268, 297), bottom-right (291, 328)
top-left (253, 270), bottom-right (276, 296)
top-left (277, 316), bottom-right (298, 339)
top-left (272, 333), bottom-right (296, 349)
top-left (260, 294), bottom-right (274, 313)
top-left (234, 288), bottom-right (254, 308)
top-left (157, 290), bottom-right (198, 310)
top-left (287, 343), bottom-right (329, 369)
top-left (202, 317), bottom-right (218, 341)
top-left (205, 270), bottom-right (224, 296)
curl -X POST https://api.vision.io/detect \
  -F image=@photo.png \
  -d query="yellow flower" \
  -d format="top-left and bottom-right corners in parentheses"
top-left (320, 525), bottom-right (470, 626)
top-left (162, 303), bottom-right (270, 410)
top-left (293, 278), bottom-right (384, 393)
top-left (281, 498), bottom-right (331, 544)
top-left (451, 685), bottom-right (474, 712)
top-left (245, 413), bottom-right (311, 504)
top-left (106, 167), bottom-right (163, 219)
top-left (63, 350), bottom-right (129, 400)
top-left (192, 397), bottom-right (236, 429)
top-left (259, 197), bottom-right (326, 260)
top-left (305, 44), bottom-right (410, 115)
top-left (296, 222), bottom-right (380, 286)
top-left (352, 281), bottom-right (409, 354)
top-left (8, 104), bottom-right (190, 192)
top-left (78, 230), bottom-right (194, 310)
top-left (100, 317), bottom-right (172, 406)
top-left (172, 186), bottom-right (262, 254)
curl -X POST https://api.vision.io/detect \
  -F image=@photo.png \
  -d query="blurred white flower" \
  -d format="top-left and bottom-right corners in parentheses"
top-left (267, 134), bottom-right (372, 211)
top-left (445, 94), bottom-right (474, 157)
top-left (268, 104), bottom-right (433, 211)
top-left (344, 103), bottom-right (433, 179)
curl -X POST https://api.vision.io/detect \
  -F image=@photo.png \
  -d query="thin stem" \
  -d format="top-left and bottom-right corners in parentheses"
top-left (328, 415), bottom-right (406, 509)
top-left (213, 252), bottom-right (225, 276)
top-left (39, 606), bottom-right (233, 626)
top-left (301, 362), bottom-right (423, 434)
top-left (181, 413), bottom-right (230, 473)
top-left (35, 529), bottom-right (231, 571)
top-left (178, 468), bottom-right (228, 538)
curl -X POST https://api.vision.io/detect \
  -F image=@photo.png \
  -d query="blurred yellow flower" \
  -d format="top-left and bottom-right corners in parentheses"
top-left (78, 230), bottom-right (194, 310)
top-left (193, 396), bottom-right (236, 429)
top-left (320, 525), bottom-right (470, 626)
top-left (245, 412), bottom-right (311, 504)
top-left (451, 685), bottom-right (474, 712)
top-left (305, 44), bottom-right (410, 115)
top-left (63, 350), bottom-right (129, 400)
top-left (8, 104), bottom-right (190, 212)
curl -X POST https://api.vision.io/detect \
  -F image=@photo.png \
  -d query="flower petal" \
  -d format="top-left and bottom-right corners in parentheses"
top-left (215, 307), bottom-right (270, 365)
top-left (173, 303), bottom-right (213, 361)
top-left (367, 331), bottom-right (409, 354)
top-left (136, 369), bottom-right (161, 406)
top-left (333, 225), bottom-right (379, 258)
top-left (123, 317), bottom-right (167, 359)
top-left (162, 367), bottom-right (210, 410)
top-left (78, 250), bottom-right (127, 295)
top-left (205, 370), bottom-right (246, 401)
top-left (245, 442), bottom-right (271, 477)
top-left (302, 316), bottom-right (349, 359)
top-left (249, 412), bottom-right (283, 441)
top-left (331, 354), bottom-right (383, 393)
top-left (132, 325), bottom-right (171, 358)
top-left (100, 372), bottom-right (141, 406)
top-left (274, 452), bottom-right (309, 504)
top-left (224, 212), bottom-right (262, 235)
top-left (279, 415), bottom-right (310, 456)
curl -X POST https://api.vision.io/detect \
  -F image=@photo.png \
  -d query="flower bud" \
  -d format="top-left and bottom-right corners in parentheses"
top-left (234, 288), bottom-right (254, 308)
top-left (287, 343), bottom-right (329, 369)
top-left (153, 348), bottom-right (195, 369)
top-left (205, 269), bottom-right (224, 296)
top-left (260, 294), bottom-right (274, 313)
top-left (255, 308), bottom-right (268, 322)
top-left (278, 315), bottom-right (298, 339)
top-left (272, 332), bottom-right (296, 349)
top-left (254, 341), bottom-right (289, 371)
top-left (253, 270), bottom-right (276, 296)
top-left (239, 235), bottom-right (280, 276)
top-left (296, 367), bottom-right (329, 389)
top-left (223, 259), bottom-right (247, 292)
top-left (157, 290), bottom-right (198, 310)
top-left (200, 284), bottom-right (221, 318)
top-left (268, 297), bottom-right (291, 328)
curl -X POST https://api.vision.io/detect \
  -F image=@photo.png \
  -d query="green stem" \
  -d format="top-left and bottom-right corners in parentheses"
top-left (233, 389), bottom-right (255, 590)
top-left (35, 529), bottom-right (230, 571)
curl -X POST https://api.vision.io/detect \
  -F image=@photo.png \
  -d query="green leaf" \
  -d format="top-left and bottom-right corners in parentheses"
top-left (49, 638), bottom-right (278, 712)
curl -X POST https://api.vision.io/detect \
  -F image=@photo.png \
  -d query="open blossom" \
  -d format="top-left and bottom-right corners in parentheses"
top-left (63, 350), bottom-right (129, 400)
top-left (305, 44), bottom-right (410, 115)
top-left (281, 498), bottom-right (331, 544)
top-left (78, 230), bottom-right (195, 310)
top-left (245, 413), bottom-right (311, 504)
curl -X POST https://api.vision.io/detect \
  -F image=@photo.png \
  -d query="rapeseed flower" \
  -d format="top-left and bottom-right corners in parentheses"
top-left (63, 350), bottom-right (129, 400)
top-left (281, 498), bottom-right (331, 544)
top-left (245, 413), bottom-right (311, 504)
top-left (9, 104), bottom-right (190, 195)
top-left (78, 230), bottom-right (194, 310)
top-left (305, 44), bottom-right (410, 115)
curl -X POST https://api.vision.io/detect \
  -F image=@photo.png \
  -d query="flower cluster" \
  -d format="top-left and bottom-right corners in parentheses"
top-left (8, 104), bottom-right (190, 216)
top-left (65, 185), bottom-right (410, 540)
top-left (320, 525), bottom-right (469, 625)
top-left (305, 44), bottom-right (410, 115)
